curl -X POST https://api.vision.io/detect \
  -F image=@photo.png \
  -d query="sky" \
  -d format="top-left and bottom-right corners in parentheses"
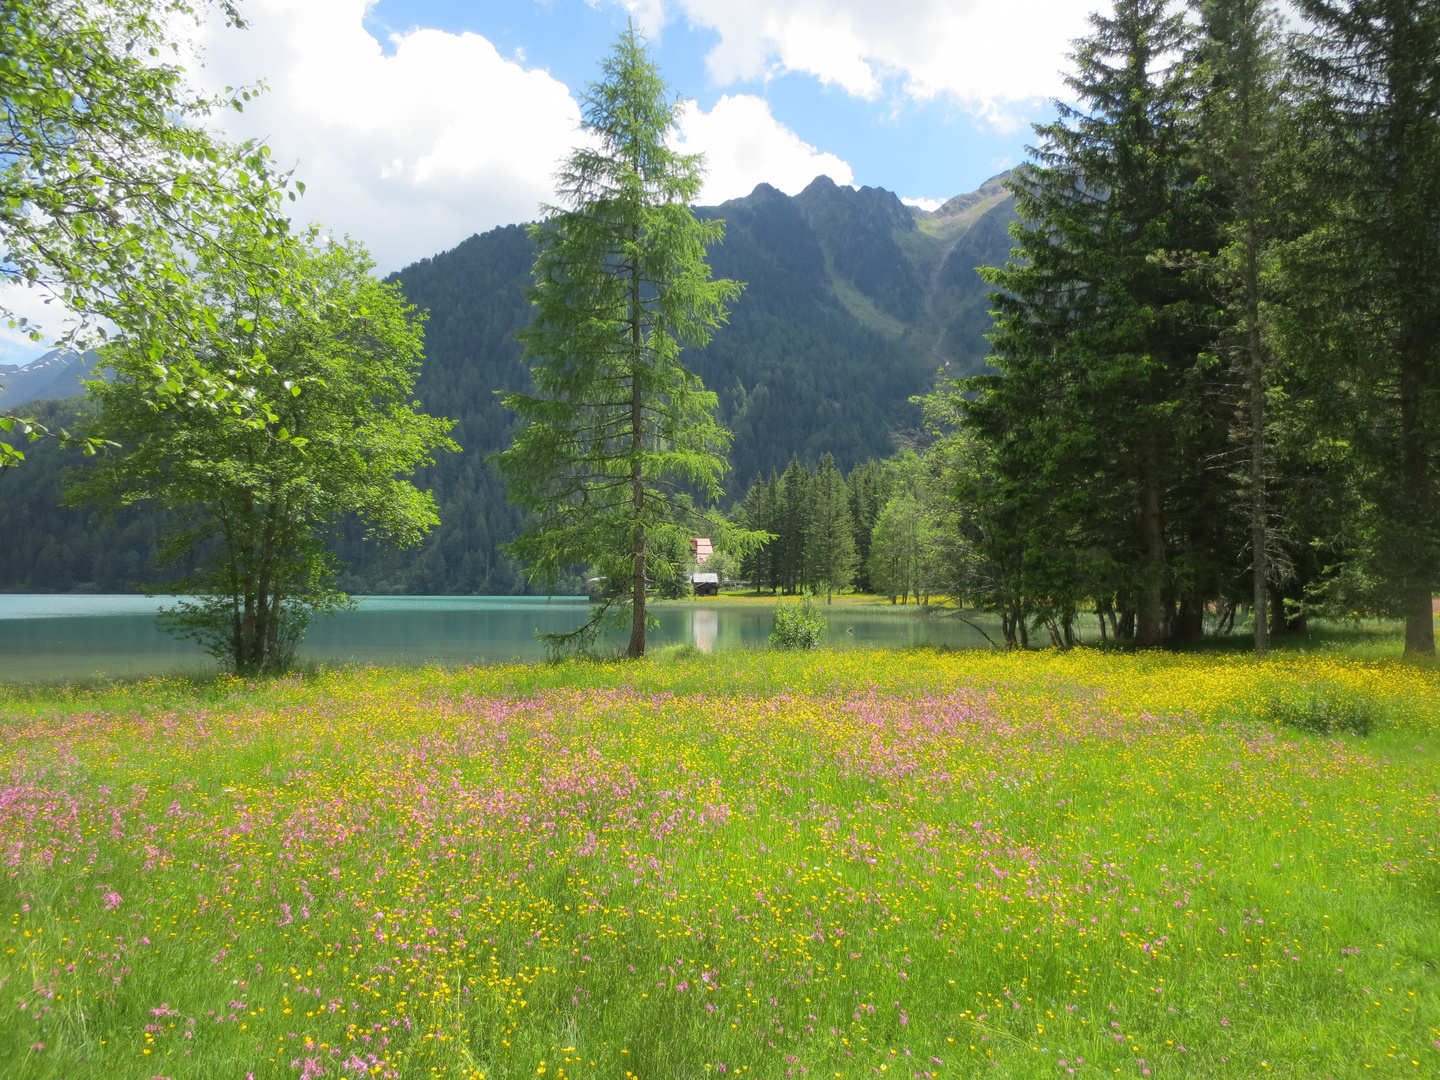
top-left (2, 0), bottom-right (1094, 366)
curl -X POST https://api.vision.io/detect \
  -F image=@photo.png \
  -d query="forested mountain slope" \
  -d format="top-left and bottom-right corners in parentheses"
top-left (1, 175), bottom-right (1016, 594)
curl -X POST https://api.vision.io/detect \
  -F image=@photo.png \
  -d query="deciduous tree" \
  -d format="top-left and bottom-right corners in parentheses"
top-left (68, 239), bottom-right (457, 672)
top-left (2, 0), bottom-right (305, 466)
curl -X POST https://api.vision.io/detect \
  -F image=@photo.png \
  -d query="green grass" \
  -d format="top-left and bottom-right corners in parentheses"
top-left (0, 641), bottom-right (1436, 1079)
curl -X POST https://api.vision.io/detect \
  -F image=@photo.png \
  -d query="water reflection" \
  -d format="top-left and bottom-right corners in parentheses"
top-left (0, 595), bottom-right (998, 681)
top-left (692, 609), bottom-right (719, 653)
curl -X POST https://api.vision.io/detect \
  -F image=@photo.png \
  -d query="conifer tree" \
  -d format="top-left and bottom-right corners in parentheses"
top-left (777, 457), bottom-right (813, 594)
top-left (738, 470), bottom-right (782, 594)
top-left (1287, 0), bottom-right (1440, 654)
top-left (968, 0), bottom-right (1220, 647)
top-left (496, 27), bottom-right (760, 657)
top-left (1192, 0), bottom-right (1291, 654)
top-left (846, 459), bottom-right (889, 592)
top-left (805, 453), bottom-right (857, 602)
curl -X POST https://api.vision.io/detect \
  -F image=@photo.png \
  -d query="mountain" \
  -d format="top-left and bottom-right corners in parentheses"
top-left (1, 174), bottom-right (1017, 595)
top-left (0, 350), bottom-right (102, 411)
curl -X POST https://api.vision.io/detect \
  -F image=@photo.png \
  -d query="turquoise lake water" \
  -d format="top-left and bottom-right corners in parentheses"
top-left (0, 595), bottom-right (995, 681)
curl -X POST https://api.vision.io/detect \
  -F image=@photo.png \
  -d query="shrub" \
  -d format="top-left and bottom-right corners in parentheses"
top-left (1266, 684), bottom-right (1375, 736)
top-left (770, 594), bottom-right (826, 650)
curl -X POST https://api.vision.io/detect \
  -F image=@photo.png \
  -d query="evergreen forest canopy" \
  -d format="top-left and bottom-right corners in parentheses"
top-left (4, 0), bottom-right (1440, 658)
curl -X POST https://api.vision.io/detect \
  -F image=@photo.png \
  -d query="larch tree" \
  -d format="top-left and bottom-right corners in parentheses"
top-left (495, 26), bottom-right (762, 658)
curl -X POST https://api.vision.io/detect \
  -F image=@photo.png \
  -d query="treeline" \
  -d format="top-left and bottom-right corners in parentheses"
top-left (907, 0), bottom-right (1440, 653)
top-left (733, 452), bottom-right (947, 605)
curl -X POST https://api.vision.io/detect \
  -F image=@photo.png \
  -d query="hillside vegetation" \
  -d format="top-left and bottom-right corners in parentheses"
top-left (0, 177), bottom-right (1016, 596)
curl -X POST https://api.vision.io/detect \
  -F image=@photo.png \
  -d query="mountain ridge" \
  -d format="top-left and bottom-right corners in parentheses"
top-left (1, 173), bottom-right (1019, 595)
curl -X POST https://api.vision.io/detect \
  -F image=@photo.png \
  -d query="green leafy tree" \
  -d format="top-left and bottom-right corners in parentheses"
top-left (804, 452), bottom-right (857, 602)
top-left (1284, 0), bottom-right (1440, 653)
top-left (2, 0), bottom-right (305, 466)
top-left (68, 239), bottom-right (458, 672)
top-left (495, 27), bottom-right (761, 657)
top-left (868, 492), bottom-right (940, 606)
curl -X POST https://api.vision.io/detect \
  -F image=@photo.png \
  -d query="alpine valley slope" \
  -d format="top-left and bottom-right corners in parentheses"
top-left (0, 175), bottom-right (1016, 596)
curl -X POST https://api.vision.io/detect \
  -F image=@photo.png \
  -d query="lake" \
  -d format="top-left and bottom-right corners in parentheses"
top-left (0, 595), bottom-right (997, 681)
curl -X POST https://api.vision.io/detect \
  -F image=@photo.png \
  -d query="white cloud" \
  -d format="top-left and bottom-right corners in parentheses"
top-left (672, 0), bottom-right (1092, 124)
top-left (674, 95), bottom-right (853, 203)
top-left (901, 195), bottom-right (944, 212)
top-left (0, 283), bottom-right (84, 366)
top-left (189, 0), bottom-right (585, 273)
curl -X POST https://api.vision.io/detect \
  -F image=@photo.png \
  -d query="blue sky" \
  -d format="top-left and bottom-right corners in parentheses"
top-left (360, 0), bottom-right (1052, 204)
top-left (2, 0), bottom-right (1092, 364)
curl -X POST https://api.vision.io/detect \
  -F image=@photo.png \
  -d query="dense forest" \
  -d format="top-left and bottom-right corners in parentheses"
top-left (1, 175), bottom-right (1016, 594)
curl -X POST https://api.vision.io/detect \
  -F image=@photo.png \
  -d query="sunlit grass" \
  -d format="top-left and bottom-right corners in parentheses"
top-left (1, 644), bottom-right (1437, 1078)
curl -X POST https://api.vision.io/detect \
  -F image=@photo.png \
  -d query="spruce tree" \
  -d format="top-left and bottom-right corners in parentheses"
top-left (846, 460), bottom-right (889, 592)
top-left (777, 457), bottom-right (813, 594)
top-left (738, 471), bottom-right (781, 594)
top-left (968, 0), bottom-right (1219, 647)
top-left (805, 453), bottom-right (858, 603)
top-left (496, 27), bottom-right (758, 656)
top-left (1192, 0), bottom-right (1291, 654)
top-left (1288, 0), bottom-right (1440, 654)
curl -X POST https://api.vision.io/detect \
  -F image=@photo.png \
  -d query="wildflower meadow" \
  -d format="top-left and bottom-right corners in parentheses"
top-left (1, 646), bottom-right (1437, 1079)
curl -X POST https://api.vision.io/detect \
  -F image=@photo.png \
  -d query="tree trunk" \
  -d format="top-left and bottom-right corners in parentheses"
top-left (1174, 595), bottom-right (1203, 642)
top-left (627, 240), bottom-right (646, 659)
top-left (1134, 440), bottom-right (1166, 648)
top-left (1401, 354), bottom-right (1435, 653)
top-left (1245, 217), bottom-right (1270, 656)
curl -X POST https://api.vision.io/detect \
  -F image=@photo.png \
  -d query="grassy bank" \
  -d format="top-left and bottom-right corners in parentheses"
top-left (1, 647), bottom-right (1437, 1078)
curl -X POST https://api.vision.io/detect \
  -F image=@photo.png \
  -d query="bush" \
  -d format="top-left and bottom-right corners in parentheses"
top-left (1266, 684), bottom-right (1375, 736)
top-left (770, 594), bottom-right (826, 650)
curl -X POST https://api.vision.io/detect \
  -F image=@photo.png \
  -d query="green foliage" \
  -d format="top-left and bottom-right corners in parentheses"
top-left (1, 0), bottom-right (308, 447)
top-left (768, 592), bottom-right (826, 650)
top-left (1265, 683), bottom-right (1376, 737)
top-left (1280, 0), bottom-right (1440, 653)
top-left (868, 489), bottom-right (942, 607)
top-left (960, 0), bottom-right (1229, 648)
top-left (495, 27), bottom-right (762, 657)
top-left (804, 453), bottom-right (857, 602)
top-left (66, 238), bottom-right (458, 672)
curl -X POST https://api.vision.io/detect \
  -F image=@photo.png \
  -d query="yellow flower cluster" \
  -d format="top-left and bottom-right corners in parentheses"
top-left (0, 648), bottom-right (1436, 1078)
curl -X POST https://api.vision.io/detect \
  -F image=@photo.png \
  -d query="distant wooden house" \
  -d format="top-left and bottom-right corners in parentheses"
top-left (690, 538), bottom-right (718, 595)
